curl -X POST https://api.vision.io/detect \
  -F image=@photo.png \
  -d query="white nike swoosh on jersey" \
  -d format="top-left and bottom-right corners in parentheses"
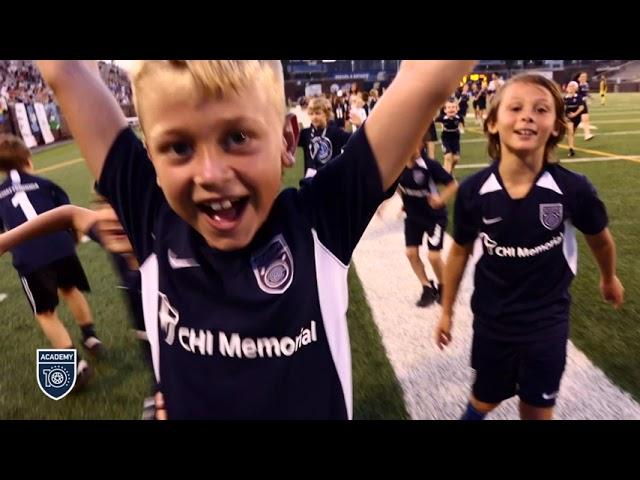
top-left (167, 249), bottom-right (200, 269)
top-left (482, 216), bottom-right (503, 225)
top-left (542, 391), bottom-right (559, 400)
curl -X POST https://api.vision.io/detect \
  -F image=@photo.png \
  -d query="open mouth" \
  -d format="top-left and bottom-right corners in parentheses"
top-left (197, 196), bottom-right (250, 231)
top-left (514, 129), bottom-right (537, 137)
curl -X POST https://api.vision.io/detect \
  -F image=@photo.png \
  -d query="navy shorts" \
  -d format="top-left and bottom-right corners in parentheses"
top-left (471, 329), bottom-right (568, 408)
top-left (404, 217), bottom-right (447, 251)
top-left (568, 114), bottom-right (581, 131)
top-left (19, 255), bottom-right (91, 314)
top-left (441, 135), bottom-right (460, 155)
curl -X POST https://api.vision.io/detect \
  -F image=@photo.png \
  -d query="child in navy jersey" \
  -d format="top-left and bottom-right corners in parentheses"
top-left (435, 99), bottom-right (464, 174)
top-left (434, 74), bottom-right (624, 420)
top-left (396, 148), bottom-right (458, 307)
top-left (38, 59), bottom-right (475, 419)
top-left (564, 81), bottom-right (585, 158)
top-left (0, 198), bottom-right (159, 418)
top-left (298, 97), bottom-right (351, 179)
top-left (576, 72), bottom-right (595, 141)
top-left (0, 134), bottom-right (101, 389)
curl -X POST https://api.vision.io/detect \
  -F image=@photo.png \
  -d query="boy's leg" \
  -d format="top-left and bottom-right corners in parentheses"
top-left (581, 113), bottom-right (594, 140)
top-left (443, 153), bottom-right (453, 173)
top-left (404, 221), bottom-right (436, 307)
top-left (55, 255), bottom-right (104, 356)
top-left (426, 218), bottom-right (446, 302)
top-left (519, 402), bottom-right (554, 420)
top-left (20, 271), bottom-right (93, 389)
top-left (464, 330), bottom-right (518, 420)
top-left (405, 247), bottom-right (430, 287)
top-left (566, 122), bottom-right (576, 156)
top-left (35, 311), bottom-right (74, 348)
top-left (427, 141), bottom-right (436, 159)
top-left (59, 287), bottom-right (93, 327)
top-left (451, 153), bottom-right (460, 173)
top-left (517, 330), bottom-right (568, 420)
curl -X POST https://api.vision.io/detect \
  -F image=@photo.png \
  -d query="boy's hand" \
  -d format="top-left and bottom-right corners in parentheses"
top-left (427, 193), bottom-right (445, 209)
top-left (601, 275), bottom-right (624, 309)
top-left (349, 110), bottom-right (363, 127)
top-left (435, 313), bottom-right (453, 350)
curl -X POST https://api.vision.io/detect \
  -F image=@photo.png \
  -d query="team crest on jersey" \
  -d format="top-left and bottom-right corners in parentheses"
top-left (37, 349), bottom-right (77, 400)
top-left (251, 234), bottom-right (294, 294)
top-left (412, 170), bottom-right (425, 185)
top-left (309, 136), bottom-right (333, 164)
top-left (540, 203), bottom-right (563, 230)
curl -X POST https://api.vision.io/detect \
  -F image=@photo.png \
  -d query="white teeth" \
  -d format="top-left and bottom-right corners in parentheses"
top-left (208, 200), bottom-right (233, 211)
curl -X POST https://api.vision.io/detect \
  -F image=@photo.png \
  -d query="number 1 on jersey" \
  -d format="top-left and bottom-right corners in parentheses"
top-left (12, 191), bottom-right (38, 220)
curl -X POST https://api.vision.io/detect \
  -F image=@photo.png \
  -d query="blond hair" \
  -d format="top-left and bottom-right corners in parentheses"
top-left (307, 97), bottom-right (333, 120)
top-left (129, 60), bottom-right (286, 129)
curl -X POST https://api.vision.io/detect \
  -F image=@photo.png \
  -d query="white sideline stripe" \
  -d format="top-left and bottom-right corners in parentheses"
top-left (352, 196), bottom-right (640, 419)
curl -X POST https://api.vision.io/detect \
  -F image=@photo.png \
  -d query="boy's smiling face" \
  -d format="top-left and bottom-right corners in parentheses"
top-left (141, 75), bottom-right (290, 251)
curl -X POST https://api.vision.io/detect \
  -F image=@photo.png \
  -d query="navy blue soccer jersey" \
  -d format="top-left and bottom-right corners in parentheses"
top-left (298, 124), bottom-right (352, 173)
top-left (436, 113), bottom-right (462, 138)
top-left (0, 170), bottom-right (76, 275)
top-left (399, 157), bottom-right (454, 223)
top-left (98, 126), bottom-right (396, 420)
top-left (578, 82), bottom-right (589, 100)
top-left (453, 161), bottom-right (608, 341)
top-left (564, 94), bottom-right (585, 115)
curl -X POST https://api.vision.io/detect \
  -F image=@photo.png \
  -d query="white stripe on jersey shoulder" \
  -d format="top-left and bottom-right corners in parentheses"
top-left (139, 253), bottom-right (161, 383)
top-left (479, 173), bottom-right (502, 195)
top-left (311, 228), bottom-right (352, 419)
top-left (10, 170), bottom-right (21, 184)
top-left (562, 219), bottom-right (578, 275)
top-left (416, 157), bottom-right (428, 169)
top-left (536, 171), bottom-right (564, 195)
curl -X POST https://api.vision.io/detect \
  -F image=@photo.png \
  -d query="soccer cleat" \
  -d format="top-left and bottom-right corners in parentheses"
top-left (141, 396), bottom-right (157, 420)
top-left (568, 148), bottom-right (575, 157)
top-left (585, 134), bottom-right (595, 141)
top-left (74, 360), bottom-right (93, 391)
top-left (416, 287), bottom-right (437, 308)
top-left (82, 336), bottom-right (105, 358)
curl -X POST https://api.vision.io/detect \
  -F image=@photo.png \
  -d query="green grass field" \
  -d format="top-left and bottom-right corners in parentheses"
top-left (0, 92), bottom-right (638, 419)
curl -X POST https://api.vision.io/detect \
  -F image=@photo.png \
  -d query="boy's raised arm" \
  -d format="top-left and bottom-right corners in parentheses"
top-left (364, 60), bottom-right (476, 190)
top-left (37, 61), bottom-right (129, 180)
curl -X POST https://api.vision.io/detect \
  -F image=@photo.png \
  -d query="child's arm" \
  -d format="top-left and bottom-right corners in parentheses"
top-left (364, 61), bottom-right (476, 190)
top-left (434, 241), bottom-right (474, 349)
top-left (36, 61), bottom-right (128, 180)
top-left (427, 179), bottom-right (459, 210)
top-left (584, 228), bottom-right (624, 308)
top-left (0, 205), bottom-right (98, 256)
top-left (568, 104), bottom-right (585, 119)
